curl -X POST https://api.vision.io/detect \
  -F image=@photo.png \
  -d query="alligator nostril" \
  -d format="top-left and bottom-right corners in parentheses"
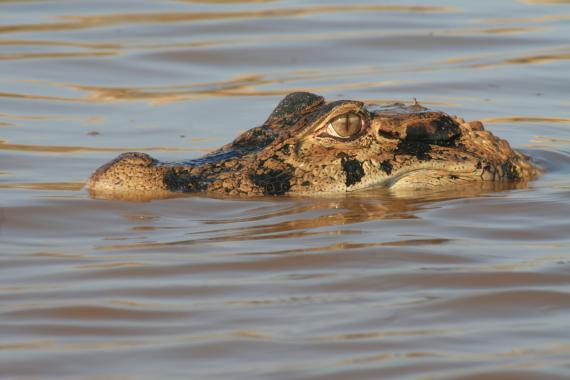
top-left (115, 152), bottom-right (157, 167)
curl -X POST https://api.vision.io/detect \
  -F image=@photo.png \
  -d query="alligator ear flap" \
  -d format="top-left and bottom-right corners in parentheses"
top-left (264, 92), bottom-right (325, 126)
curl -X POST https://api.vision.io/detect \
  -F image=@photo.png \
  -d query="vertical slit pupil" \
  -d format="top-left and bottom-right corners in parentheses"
top-left (329, 113), bottom-right (362, 138)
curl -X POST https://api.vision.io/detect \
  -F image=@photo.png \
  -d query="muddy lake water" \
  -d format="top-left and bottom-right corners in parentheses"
top-left (1, 0), bottom-right (570, 379)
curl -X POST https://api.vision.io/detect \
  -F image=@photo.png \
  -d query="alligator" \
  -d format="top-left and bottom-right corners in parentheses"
top-left (87, 92), bottom-right (539, 199)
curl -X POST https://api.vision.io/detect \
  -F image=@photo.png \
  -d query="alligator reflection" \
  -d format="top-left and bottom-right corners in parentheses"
top-left (93, 181), bottom-right (528, 252)
top-left (204, 181), bottom-right (529, 234)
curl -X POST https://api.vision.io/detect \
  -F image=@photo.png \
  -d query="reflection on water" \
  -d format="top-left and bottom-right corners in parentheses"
top-left (0, 5), bottom-right (457, 35)
top-left (0, 181), bottom-right (84, 190)
top-left (0, 139), bottom-right (200, 153)
top-left (76, 78), bottom-right (410, 104)
top-left (482, 116), bottom-right (570, 123)
top-left (1, 0), bottom-right (570, 379)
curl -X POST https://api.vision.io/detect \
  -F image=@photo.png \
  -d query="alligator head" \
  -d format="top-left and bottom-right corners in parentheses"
top-left (87, 92), bottom-right (539, 199)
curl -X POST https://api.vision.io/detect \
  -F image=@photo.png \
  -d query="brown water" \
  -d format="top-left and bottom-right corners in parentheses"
top-left (1, 0), bottom-right (570, 379)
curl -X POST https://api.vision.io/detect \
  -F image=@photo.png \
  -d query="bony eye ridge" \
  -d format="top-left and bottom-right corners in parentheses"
top-left (326, 113), bottom-right (363, 139)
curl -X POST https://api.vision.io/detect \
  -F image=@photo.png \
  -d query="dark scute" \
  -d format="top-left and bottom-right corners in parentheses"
top-left (405, 115), bottom-right (460, 145)
top-left (249, 167), bottom-right (293, 195)
top-left (502, 162), bottom-right (520, 181)
top-left (380, 160), bottom-right (393, 175)
top-left (164, 168), bottom-right (204, 192)
top-left (396, 140), bottom-right (432, 161)
top-left (265, 92), bottom-right (325, 126)
top-left (341, 157), bottom-right (365, 187)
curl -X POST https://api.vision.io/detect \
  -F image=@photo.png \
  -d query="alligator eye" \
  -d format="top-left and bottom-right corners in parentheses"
top-left (326, 113), bottom-right (363, 139)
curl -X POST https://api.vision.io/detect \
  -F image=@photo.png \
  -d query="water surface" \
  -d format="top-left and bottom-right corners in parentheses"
top-left (1, 0), bottom-right (570, 379)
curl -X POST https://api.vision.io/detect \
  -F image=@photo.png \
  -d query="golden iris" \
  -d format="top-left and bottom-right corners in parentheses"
top-left (326, 113), bottom-right (362, 138)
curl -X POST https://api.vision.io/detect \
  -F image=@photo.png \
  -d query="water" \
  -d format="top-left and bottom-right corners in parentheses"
top-left (1, 1), bottom-right (570, 379)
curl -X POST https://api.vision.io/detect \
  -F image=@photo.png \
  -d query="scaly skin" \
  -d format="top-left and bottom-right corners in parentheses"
top-left (87, 92), bottom-right (539, 199)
